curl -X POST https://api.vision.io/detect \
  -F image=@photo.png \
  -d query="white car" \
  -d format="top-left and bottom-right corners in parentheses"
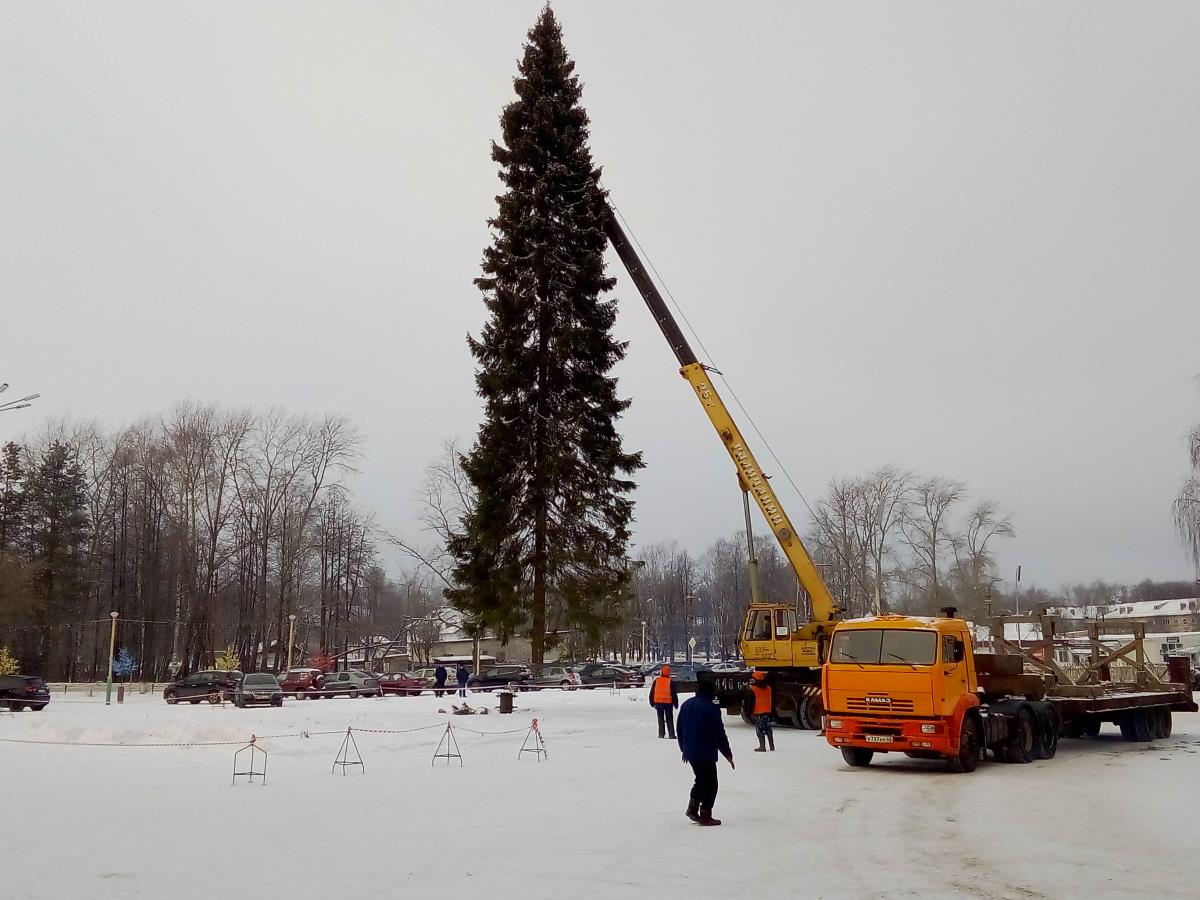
top-left (709, 661), bottom-right (745, 673)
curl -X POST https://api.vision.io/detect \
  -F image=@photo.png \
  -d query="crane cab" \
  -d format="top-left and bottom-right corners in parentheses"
top-left (740, 604), bottom-right (821, 668)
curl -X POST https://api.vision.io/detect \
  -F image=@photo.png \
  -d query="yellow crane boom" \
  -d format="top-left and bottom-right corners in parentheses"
top-left (605, 209), bottom-right (842, 644)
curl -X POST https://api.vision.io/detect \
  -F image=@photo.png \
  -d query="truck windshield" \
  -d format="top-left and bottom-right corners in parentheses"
top-left (830, 629), bottom-right (938, 666)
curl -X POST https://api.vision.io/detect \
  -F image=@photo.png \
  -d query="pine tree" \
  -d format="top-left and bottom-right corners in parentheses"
top-left (0, 442), bottom-right (25, 555)
top-left (114, 647), bottom-right (137, 681)
top-left (448, 6), bottom-right (642, 668)
top-left (23, 441), bottom-right (90, 677)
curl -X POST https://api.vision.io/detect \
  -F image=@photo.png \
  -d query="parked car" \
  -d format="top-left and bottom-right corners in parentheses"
top-left (467, 664), bottom-right (533, 692)
top-left (234, 673), bottom-right (284, 708)
top-left (280, 667), bottom-right (327, 700)
top-left (576, 664), bottom-right (645, 687)
top-left (322, 669), bottom-right (381, 698)
top-left (411, 667), bottom-right (457, 689)
top-left (638, 661), bottom-right (669, 677)
top-left (665, 662), bottom-right (710, 682)
top-left (530, 665), bottom-right (581, 690)
top-left (709, 661), bottom-right (745, 673)
top-left (379, 672), bottom-right (424, 696)
top-left (0, 674), bottom-right (50, 711)
top-left (163, 670), bottom-right (243, 704)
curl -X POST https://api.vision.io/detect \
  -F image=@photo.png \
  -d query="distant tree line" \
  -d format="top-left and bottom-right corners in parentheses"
top-left (0, 403), bottom-right (440, 681)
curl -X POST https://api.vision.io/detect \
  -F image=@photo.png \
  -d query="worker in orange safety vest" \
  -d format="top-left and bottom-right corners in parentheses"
top-left (749, 671), bottom-right (774, 752)
top-left (648, 664), bottom-right (679, 739)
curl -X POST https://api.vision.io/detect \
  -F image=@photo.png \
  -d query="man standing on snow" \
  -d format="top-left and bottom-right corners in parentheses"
top-left (648, 664), bottom-right (678, 739)
top-left (749, 671), bottom-right (774, 752)
top-left (434, 663), bottom-right (448, 698)
top-left (677, 679), bottom-right (734, 826)
top-left (456, 663), bottom-right (470, 698)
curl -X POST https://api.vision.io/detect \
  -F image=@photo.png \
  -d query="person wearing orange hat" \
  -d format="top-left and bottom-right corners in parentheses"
top-left (749, 671), bottom-right (774, 752)
top-left (648, 664), bottom-right (679, 739)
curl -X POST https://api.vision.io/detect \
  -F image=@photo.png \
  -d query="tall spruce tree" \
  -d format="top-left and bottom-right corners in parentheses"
top-left (24, 441), bottom-right (90, 675)
top-left (448, 6), bottom-right (642, 668)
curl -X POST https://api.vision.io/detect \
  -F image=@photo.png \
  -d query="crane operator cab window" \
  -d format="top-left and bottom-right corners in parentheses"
top-left (747, 610), bottom-right (773, 642)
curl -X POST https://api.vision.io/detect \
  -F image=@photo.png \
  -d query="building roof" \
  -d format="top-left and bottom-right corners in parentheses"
top-left (1047, 598), bottom-right (1200, 621)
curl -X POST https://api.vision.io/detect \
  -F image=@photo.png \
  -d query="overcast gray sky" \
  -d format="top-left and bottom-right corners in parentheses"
top-left (3, 2), bottom-right (1198, 591)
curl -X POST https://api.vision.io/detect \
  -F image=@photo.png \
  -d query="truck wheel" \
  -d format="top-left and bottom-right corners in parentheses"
top-left (1063, 718), bottom-right (1083, 739)
top-left (798, 695), bottom-right (823, 731)
top-left (947, 714), bottom-right (981, 773)
top-left (1153, 708), bottom-right (1172, 739)
top-left (1081, 717), bottom-right (1101, 737)
top-left (1032, 708), bottom-right (1058, 760)
top-left (1005, 708), bottom-right (1036, 763)
top-left (841, 747), bottom-right (873, 767)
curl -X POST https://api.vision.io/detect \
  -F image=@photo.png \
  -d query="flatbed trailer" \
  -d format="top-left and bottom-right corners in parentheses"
top-left (823, 612), bottom-right (1198, 772)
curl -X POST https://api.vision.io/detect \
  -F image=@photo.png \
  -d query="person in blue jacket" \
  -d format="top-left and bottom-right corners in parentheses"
top-left (676, 679), bottom-right (735, 826)
top-left (433, 664), bottom-right (448, 698)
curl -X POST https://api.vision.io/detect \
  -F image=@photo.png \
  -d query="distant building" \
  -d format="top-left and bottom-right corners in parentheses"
top-left (1046, 598), bottom-right (1200, 634)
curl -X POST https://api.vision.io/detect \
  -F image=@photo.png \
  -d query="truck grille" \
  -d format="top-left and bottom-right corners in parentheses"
top-left (846, 697), bottom-right (914, 713)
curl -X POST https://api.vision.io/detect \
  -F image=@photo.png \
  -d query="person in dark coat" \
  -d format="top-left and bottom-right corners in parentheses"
top-left (456, 664), bottom-right (470, 698)
top-left (648, 664), bottom-right (679, 739)
top-left (677, 679), bottom-right (734, 826)
top-left (433, 664), bottom-right (448, 698)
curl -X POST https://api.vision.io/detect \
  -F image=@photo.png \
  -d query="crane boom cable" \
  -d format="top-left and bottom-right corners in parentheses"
top-left (608, 200), bottom-right (820, 525)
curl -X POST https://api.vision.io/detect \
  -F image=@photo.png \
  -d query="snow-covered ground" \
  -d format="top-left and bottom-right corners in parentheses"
top-left (3, 688), bottom-right (1198, 899)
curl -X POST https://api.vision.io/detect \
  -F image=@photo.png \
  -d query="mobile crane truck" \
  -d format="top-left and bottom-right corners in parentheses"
top-left (822, 608), bottom-right (1197, 771)
top-left (605, 207), bottom-right (840, 729)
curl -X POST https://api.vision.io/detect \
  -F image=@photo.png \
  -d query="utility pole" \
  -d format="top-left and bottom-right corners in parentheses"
top-left (1014, 565), bottom-right (1023, 616)
top-left (287, 614), bottom-right (297, 672)
top-left (104, 611), bottom-right (119, 706)
top-left (684, 592), bottom-right (695, 663)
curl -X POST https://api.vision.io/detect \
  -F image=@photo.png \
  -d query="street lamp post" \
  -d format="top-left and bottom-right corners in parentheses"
top-left (0, 383), bottom-right (41, 413)
top-left (104, 611), bottom-right (119, 706)
top-left (684, 593), bottom-right (695, 664)
top-left (641, 620), bottom-right (647, 663)
top-left (287, 614), bottom-right (297, 672)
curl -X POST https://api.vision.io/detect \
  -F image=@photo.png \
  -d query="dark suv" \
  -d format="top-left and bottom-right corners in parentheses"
top-left (163, 670), bottom-right (243, 704)
top-left (467, 665), bottom-right (533, 692)
top-left (0, 674), bottom-right (50, 711)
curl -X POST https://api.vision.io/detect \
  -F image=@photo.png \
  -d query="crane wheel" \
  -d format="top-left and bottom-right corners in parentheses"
top-left (798, 695), bottom-right (823, 731)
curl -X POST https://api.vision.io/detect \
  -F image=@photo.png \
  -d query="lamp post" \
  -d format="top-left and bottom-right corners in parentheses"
top-left (104, 611), bottom-right (119, 706)
top-left (0, 383), bottom-right (40, 413)
top-left (684, 593), bottom-right (696, 663)
top-left (287, 614), bottom-right (297, 672)
top-left (641, 620), bottom-right (647, 663)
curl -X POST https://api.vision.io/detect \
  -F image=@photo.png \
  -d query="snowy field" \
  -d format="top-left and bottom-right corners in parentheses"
top-left (3, 689), bottom-right (1198, 900)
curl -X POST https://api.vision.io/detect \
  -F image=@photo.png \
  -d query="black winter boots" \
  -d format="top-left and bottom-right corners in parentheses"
top-left (697, 807), bottom-right (721, 826)
top-left (686, 798), bottom-right (700, 822)
top-left (755, 734), bottom-right (766, 752)
top-left (767, 732), bottom-right (775, 751)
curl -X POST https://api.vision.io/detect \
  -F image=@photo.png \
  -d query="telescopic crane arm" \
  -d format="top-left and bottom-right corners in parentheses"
top-left (604, 209), bottom-right (842, 636)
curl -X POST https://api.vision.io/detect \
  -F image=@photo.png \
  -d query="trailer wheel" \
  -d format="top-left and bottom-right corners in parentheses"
top-left (948, 714), bottom-right (981, 773)
top-left (1081, 717), bottom-right (1101, 737)
top-left (841, 747), bottom-right (873, 767)
top-left (1005, 707), bottom-right (1036, 763)
top-left (1153, 708), bottom-right (1173, 739)
top-left (798, 694), bottom-right (823, 731)
top-left (1032, 707), bottom-right (1058, 760)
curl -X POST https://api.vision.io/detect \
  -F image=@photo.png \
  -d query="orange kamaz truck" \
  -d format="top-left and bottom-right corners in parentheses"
top-left (822, 609), bottom-right (1196, 772)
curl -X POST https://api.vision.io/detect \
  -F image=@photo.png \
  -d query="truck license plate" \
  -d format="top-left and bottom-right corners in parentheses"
top-left (864, 735), bottom-right (893, 743)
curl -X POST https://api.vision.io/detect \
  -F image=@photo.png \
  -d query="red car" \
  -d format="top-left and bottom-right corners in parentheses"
top-left (379, 673), bottom-right (424, 696)
top-left (280, 667), bottom-right (327, 699)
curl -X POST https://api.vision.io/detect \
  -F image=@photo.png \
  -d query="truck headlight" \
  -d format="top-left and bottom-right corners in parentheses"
top-left (827, 718), bottom-right (843, 730)
top-left (920, 724), bottom-right (937, 734)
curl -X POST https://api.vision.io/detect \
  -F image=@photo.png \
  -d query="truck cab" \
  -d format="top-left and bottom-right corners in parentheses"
top-left (822, 614), bottom-right (983, 768)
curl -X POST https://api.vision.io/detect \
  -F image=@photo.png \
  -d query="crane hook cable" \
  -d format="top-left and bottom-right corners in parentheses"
top-left (607, 198), bottom-right (820, 524)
